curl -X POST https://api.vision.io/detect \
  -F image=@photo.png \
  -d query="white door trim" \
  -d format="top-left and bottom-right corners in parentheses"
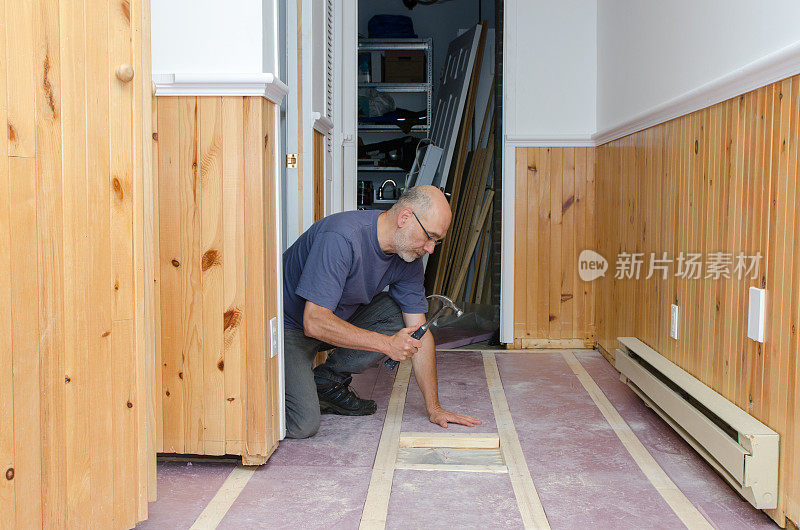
top-left (340, 0), bottom-right (358, 213)
top-left (500, 0), bottom-right (515, 344)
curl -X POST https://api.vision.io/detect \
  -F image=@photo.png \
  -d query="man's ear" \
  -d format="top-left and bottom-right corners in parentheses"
top-left (398, 207), bottom-right (413, 227)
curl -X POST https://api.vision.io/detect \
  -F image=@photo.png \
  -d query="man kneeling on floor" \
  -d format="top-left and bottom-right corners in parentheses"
top-left (282, 185), bottom-right (481, 438)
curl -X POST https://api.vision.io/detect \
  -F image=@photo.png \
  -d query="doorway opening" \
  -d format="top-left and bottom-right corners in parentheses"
top-left (349, 0), bottom-right (502, 348)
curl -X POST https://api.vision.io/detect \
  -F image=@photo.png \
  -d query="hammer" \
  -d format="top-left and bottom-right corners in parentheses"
top-left (384, 294), bottom-right (464, 370)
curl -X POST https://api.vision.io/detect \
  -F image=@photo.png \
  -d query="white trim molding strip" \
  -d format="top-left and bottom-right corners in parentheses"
top-left (504, 135), bottom-right (596, 147)
top-left (312, 112), bottom-right (334, 135)
top-left (152, 72), bottom-right (290, 104)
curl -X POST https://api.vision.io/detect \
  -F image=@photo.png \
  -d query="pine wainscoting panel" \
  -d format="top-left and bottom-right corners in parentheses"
top-left (594, 75), bottom-right (800, 527)
top-left (512, 147), bottom-right (597, 345)
top-left (153, 96), bottom-right (281, 465)
top-left (0, 0), bottom-right (155, 526)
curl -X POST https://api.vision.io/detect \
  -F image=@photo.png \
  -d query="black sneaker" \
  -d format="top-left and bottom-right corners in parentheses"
top-left (317, 376), bottom-right (377, 416)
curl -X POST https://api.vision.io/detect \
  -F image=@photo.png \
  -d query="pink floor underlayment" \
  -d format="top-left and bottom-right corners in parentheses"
top-left (138, 350), bottom-right (778, 529)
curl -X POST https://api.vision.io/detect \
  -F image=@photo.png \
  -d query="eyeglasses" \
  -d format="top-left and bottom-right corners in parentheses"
top-left (412, 211), bottom-right (442, 246)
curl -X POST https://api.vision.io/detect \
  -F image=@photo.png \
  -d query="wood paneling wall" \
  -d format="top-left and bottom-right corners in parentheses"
top-left (0, 0), bottom-right (155, 526)
top-left (513, 147), bottom-right (596, 347)
top-left (513, 75), bottom-right (800, 525)
top-left (594, 76), bottom-right (800, 526)
top-left (153, 96), bottom-right (281, 465)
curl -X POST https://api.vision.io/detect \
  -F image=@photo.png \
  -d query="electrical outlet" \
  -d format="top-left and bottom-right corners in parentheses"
top-left (747, 287), bottom-right (766, 343)
top-left (670, 304), bottom-right (679, 340)
top-left (269, 317), bottom-right (279, 358)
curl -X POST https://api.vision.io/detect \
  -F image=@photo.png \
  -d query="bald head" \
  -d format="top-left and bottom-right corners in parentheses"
top-left (391, 185), bottom-right (450, 220)
top-left (380, 185), bottom-right (451, 262)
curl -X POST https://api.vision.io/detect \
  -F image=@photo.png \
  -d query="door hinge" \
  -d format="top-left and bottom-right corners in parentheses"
top-left (286, 153), bottom-right (298, 168)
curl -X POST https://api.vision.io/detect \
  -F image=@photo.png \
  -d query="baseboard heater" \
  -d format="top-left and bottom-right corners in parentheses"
top-left (615, 337), bottom-right (778, 509)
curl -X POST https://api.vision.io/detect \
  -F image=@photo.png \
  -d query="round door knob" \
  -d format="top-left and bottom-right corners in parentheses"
top-left (116, 64), bottom-right (134, 83)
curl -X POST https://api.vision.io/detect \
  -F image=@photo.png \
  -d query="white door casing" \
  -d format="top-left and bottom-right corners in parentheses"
top-left (284, 0), bottom-right (317, 246)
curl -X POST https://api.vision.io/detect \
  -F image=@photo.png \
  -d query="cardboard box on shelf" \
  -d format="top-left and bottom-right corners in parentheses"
top-left (384, 50), bottom-right (425, 83)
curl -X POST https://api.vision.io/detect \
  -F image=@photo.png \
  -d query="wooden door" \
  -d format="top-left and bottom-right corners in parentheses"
top-left (0, 0), bottom-right (156, 527)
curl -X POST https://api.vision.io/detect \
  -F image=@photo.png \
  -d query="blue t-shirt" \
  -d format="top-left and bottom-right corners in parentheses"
top-left (283, 210), bottom-right (429, 330)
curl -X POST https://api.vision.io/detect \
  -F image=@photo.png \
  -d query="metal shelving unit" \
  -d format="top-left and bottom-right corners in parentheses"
top-left (357, 39), bottom-right (432, 130)
top-left (357, 39), bottom-right (433, 207)
top-left (358, 82), bottom-right (430, 92)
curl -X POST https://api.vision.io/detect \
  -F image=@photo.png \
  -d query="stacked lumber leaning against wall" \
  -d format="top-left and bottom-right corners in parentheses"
top-left (425, 26), bottom-right (495, 306)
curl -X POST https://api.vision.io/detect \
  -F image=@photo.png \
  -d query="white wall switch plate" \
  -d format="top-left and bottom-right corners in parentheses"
top-left (269, 317), bottom-right (279, 358)
top-left (670, 304), bottom-right (679, 340)
top-left (747, 287), bottom-right (766, 343)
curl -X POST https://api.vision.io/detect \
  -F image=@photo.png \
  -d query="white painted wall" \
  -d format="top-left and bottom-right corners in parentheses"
top-left (597, 0), bottom-right (800, 132)
top-left (152, 0), bottom-right (279, 74)
top-left (504, 0), bottom-right (597, 138)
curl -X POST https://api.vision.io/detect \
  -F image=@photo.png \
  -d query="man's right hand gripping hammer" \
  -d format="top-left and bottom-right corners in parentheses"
top-left (384, 325), bottom-right (426, 370)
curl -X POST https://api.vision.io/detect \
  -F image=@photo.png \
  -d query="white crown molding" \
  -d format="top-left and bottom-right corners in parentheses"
top-left (312, 112), bottom-right (334, 134)
top-left (505, 134), bottom-right (596, 147)
top-left (152, 72), bottom-right (289, 104)
top-left (593, 39), bottom-right (800, 146)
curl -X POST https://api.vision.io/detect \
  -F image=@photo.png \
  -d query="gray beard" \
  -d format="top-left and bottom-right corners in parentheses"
top-left (393, 229), bottom-right (419, 263)
top-left (397, 250), bottom-right (417, 263)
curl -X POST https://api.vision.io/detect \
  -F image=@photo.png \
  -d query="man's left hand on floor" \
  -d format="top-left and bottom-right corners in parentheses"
top-left (428, 406), bottom-right (482, 428)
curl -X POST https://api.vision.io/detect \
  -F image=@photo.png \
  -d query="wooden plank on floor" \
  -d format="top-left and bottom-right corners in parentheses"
top-left (359, 361), bottom-right (412, 530)
top-left (190, 465), bottom-right (256, 530)
top-left (398, 432), bottom-right (499, 449)
top-left (393, 463), bottom-right (507, 474)
top-left (561, 351), bottom-right (713, 529)
top-left (483, 352), bottom-right (550, 529)
top-left (395, 447), bottom-right (507, 474)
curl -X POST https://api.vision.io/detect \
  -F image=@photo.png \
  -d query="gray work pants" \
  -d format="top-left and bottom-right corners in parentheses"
top-left (283, 293), bottom-right (405, 439)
